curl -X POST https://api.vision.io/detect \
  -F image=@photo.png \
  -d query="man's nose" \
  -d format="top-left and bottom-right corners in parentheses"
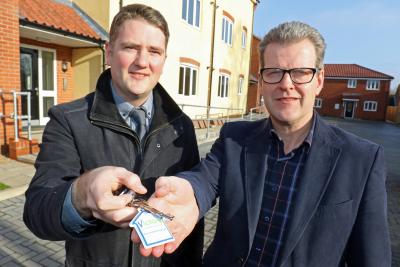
top-left (135, 50), bottom-right (149, 67)
top-left (279, 72), bottom-right (294, 89)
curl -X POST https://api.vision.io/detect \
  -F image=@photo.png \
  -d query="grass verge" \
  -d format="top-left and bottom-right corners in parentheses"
top-left (0, 183), bottom-right (10, 190)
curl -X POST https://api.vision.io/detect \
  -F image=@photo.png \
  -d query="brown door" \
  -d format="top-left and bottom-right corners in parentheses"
top-left (344, 101), bottom-right (354, 119)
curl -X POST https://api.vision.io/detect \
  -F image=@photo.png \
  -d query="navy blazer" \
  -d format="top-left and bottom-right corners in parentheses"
top-left (182, 114), bottom-right (391, 267)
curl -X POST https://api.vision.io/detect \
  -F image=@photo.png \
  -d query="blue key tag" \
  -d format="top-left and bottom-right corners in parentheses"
top-left (130, 209), bottom-right (175, 249)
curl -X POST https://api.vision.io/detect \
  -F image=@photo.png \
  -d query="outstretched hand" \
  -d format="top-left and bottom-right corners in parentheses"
top-left (72, 166), bottom-right (147, 228)
top-left (131, 176), bottom-right (199, 257)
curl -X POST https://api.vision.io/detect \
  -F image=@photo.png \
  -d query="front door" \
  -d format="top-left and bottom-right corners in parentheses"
top-left (344, 101), bottom-right (355, 119)
top-left (20, 48), bottom-right (39, 121)
top-left (20, 46), bottom-right (57, 125)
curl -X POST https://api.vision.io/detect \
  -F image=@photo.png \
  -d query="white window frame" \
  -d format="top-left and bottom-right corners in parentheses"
top-left (222, 16), bottom-right (233, 46)
top-left (20, 44), bottom-right (57, 126)
top-left (241, 29), bottom-right (246, 48)
top-left (347, 79), bottom-right (357, 88)
top-left (178, 64), bottom-right (198, 96)
top-left (182, 0), bottom-right (201, 28)
top-left (238, 76), bottom-right (244, 95)
top-left (363, 101), bottom-right (378, 112)
top-left (218, 74), bottom-right (230, 98)
top-left (314, 98), bottom-right (322, 108)
top-left (366, 80), bottom-right (380, 90)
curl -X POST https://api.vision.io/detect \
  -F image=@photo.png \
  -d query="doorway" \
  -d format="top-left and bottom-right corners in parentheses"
top-left (20, 46), bottom-right (57, 125)
top-left (343, 101), bottom-right (356, 119)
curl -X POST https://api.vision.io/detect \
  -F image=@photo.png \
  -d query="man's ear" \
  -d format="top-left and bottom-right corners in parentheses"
top-left (105, 42), bottom-right (112, 66)
top-left (258, 72), bottom-right (262, 87)
top-left (315, 68), bottom-right (324, 96)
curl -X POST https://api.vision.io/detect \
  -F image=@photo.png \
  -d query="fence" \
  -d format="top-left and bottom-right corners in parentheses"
top-left (386, 106), bottom-right (400, 123)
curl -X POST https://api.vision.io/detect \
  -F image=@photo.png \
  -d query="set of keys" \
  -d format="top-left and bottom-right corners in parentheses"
top-left (119, 188), bottom-right (174, 221)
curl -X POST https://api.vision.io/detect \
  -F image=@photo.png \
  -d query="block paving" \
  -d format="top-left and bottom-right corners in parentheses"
top-left (0, 118), bottom-right (399, 266)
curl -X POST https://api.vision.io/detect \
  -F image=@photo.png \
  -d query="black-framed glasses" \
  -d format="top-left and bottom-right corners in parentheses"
top-left (260, 67), bottom-right (320, 84)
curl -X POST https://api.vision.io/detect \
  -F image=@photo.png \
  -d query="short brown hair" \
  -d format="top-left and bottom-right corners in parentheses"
top-left (259, 21), bottom-right (326, 69)
top-left (109, 4), bottom-right (170, 48)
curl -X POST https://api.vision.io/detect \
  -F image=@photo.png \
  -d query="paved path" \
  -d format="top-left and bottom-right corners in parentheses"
top-left (0, 117), bottom-right (399, 266)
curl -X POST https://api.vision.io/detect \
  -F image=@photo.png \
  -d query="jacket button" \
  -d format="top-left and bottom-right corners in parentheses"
top-left (236, 257), bottom-right (244, 264)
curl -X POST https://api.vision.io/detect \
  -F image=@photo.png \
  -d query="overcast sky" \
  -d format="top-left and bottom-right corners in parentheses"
top-left (253, 0), bottom-right (400, 93)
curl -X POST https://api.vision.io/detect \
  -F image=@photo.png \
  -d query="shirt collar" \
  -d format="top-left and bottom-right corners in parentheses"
top-left (110, 81), bottom-right (153, 121)
top-left (268, 113), bottom-right (316, 148)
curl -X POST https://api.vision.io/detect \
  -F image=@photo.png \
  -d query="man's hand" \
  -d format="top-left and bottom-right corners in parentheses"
top-left (131, 176), bottom-right (199, 257)
top-left (72, 166), bottom-right (147, 227)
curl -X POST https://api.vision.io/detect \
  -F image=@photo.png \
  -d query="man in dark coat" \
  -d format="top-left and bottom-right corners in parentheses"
top-left (138, 21), bottom-right (391, 267)
top-left (23, 4), bottom-right (203, 267)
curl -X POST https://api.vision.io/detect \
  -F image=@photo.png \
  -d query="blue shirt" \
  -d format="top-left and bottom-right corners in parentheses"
top-left (246, 116), bottom-right (315, 267)
top-left (61, 82), bottom-right (154, 236)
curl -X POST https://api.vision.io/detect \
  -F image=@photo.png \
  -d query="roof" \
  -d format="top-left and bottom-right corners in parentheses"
top-left (324, 64), bottom-right (393, 80)
top-left (19, 0), bottom-right (102, 41)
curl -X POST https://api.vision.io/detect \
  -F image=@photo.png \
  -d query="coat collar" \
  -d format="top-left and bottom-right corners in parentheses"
top-left (243, 119), bottom-right (271, 252)
top-left (89, 69), bottom-right (183, 132)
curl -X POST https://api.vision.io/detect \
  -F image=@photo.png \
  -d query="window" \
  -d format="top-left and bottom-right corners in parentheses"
top-left (363, 101), bottom-right (377, 112)
top-left (178, 64), bottom-right (198, 96)
top-left (366, 80), bottom-right (380, 90)
top-left (222, 16), bottom-right (233, 45)
top-left (238, 76), bottom-right (244, 95)
top-left (182, 0), bottom-right (200, 27)
top-left (241, 27), bottom-right (247, 48)
top-left (218, 74), bottom-right (230, 98)
top-left (314, 98), bottom-right (322, 108)
top-left (347, 79), bottom-right (357, 88)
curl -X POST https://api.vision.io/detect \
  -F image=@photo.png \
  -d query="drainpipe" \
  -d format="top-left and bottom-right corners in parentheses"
top-left (248, 1), bottom-right (259, 112)
top-left (207, 0), bottom-right (217, 117)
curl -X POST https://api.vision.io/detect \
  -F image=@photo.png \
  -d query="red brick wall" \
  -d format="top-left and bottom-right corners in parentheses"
top-left (20, 38), bottom-right (74, 105)
top-left (318, 78), bottom-right (391, 121)
top-left (0, 0), bottom-right (20, 154)
top-left (246, 35), bottom-right (261, 112)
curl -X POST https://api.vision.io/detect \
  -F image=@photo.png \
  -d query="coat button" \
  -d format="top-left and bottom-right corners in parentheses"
top-left (236, 257), bottom-right (244, 264)
top-left (156, 143), bottom-right (161, 148)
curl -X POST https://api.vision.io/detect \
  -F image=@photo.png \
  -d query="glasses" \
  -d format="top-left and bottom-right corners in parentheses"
top-left (260, 67), bottom-right (320, 84)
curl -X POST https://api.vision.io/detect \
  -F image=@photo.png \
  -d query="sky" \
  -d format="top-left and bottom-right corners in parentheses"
top-left (253, 0), bottom-right (400, 93)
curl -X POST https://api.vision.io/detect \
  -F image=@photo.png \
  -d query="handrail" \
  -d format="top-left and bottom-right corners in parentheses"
top-left (0, 89), bottom-right (32, 141)
top-left (249, 105), bottom-right (267, 121)
top-left (179, 103), bottom-right (244, 139)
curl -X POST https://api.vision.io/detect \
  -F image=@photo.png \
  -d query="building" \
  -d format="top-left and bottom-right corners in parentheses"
top-left (0, 0), bottom-right (257, 158)
top-left (0, 0), bottom-right (107, 158)
top-left (76, 0), bottom-right (258, 118)
top-left (316, 64), bottom-right (393, 121)
top-left (246, 34), bottom-right (261, 112)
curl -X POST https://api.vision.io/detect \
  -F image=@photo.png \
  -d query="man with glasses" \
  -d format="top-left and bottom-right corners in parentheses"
top-left (136, 21), bottom-right (391, 266)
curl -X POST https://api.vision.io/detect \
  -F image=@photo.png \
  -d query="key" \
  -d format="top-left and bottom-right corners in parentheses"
top-left (129, 197), bottom-right (174, 221)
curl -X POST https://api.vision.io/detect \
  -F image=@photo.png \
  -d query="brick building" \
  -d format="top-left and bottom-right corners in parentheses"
top-left (246, 35), bottom-right (261, 112)
top-left (316, 64), bottom-right (393, 121)
top-left (0, 0), bottom-right (106, 158)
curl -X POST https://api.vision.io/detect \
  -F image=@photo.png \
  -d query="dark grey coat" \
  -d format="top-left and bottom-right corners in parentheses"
top-left (23, 69), bottom-right (204, 267)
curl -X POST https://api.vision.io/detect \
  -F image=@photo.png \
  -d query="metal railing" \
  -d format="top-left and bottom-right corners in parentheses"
top-left (249, 105), bottom-right (268, 121)
top-left (179, 104), bottom-right (244, 139)
top-left (0, 89), bottom-right (32, 141)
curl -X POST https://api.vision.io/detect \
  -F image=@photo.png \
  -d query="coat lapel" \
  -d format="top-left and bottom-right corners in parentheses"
top-left (276, 115), bottom-right (342, 266)
top-left (244, 119), bottom-right (272, 250)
